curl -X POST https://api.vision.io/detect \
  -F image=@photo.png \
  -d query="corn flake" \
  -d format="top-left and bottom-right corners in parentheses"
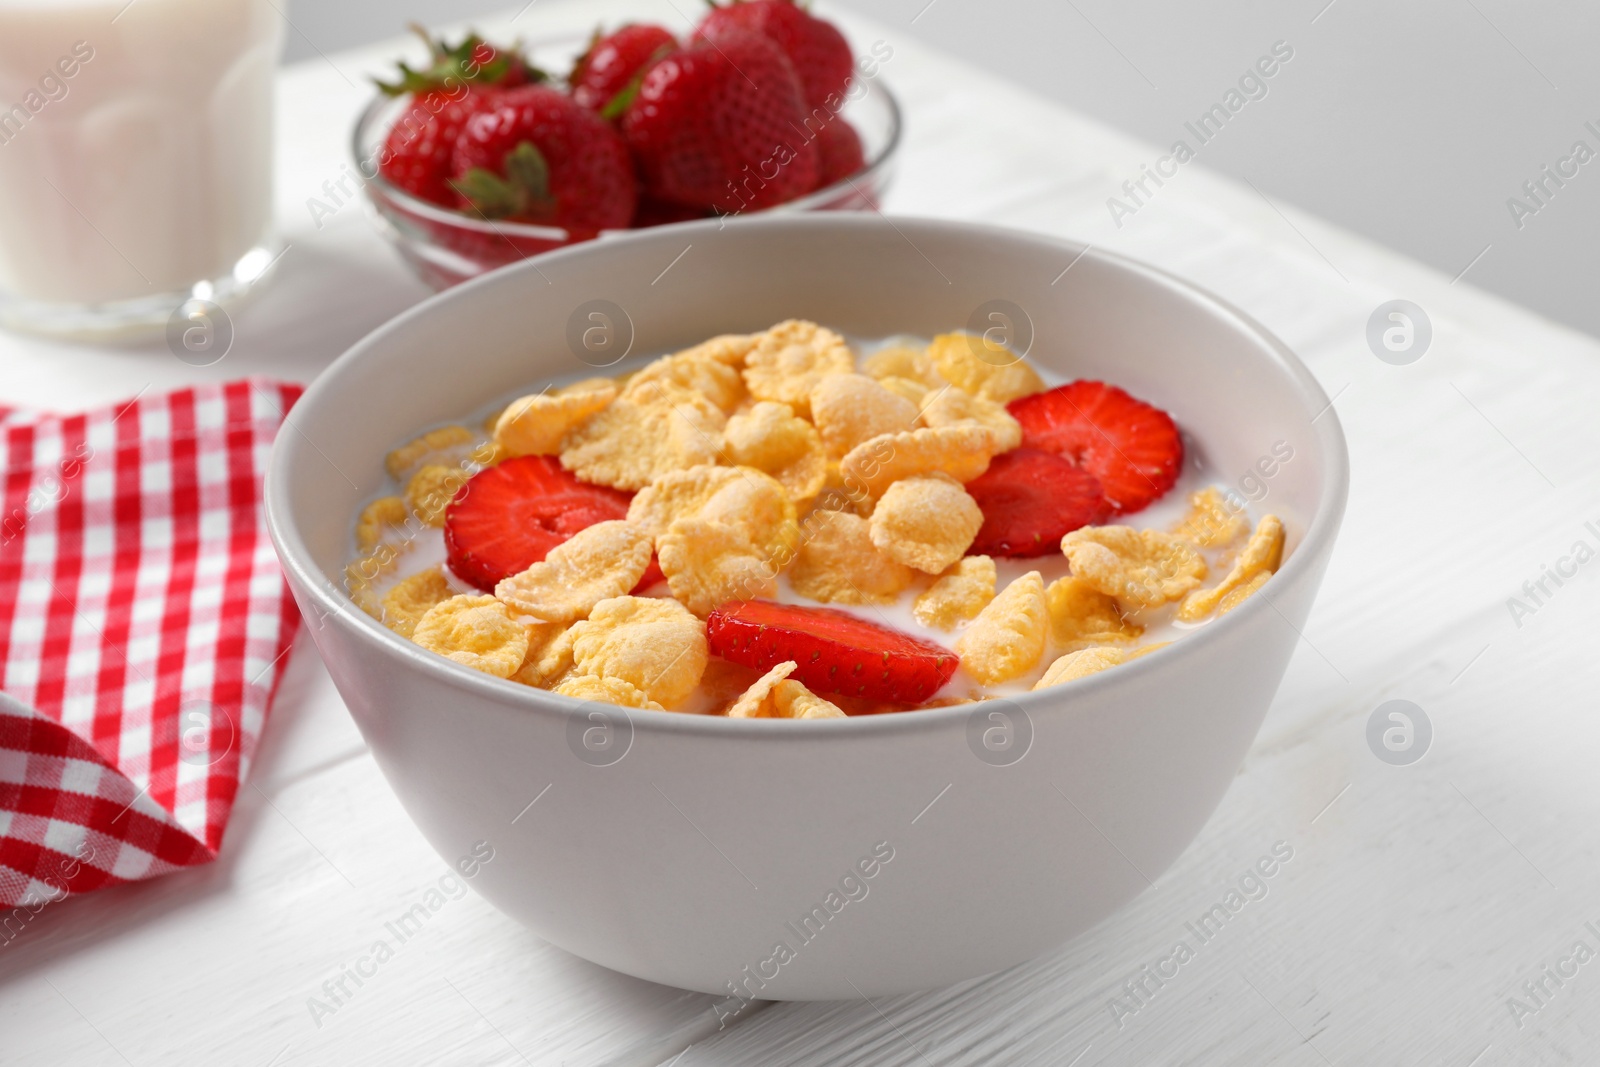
top-left (913, 555), bottom-right (996, 629)
top-left (629, 465), bottom-right (798, 566)
top-left (382, 567), bottom-right (455, 638)
top-left (357, 495), bottom-right (409, 551)
top-left (1169, 486), bottom-right (1248, 549)
top-left (838, 425), bottom-right (1002, 499)
top-left (927, 333), bottom-right (1045, 403)
top-left (1045, 575), bottom-right (1142, 651)
top-left (954, 571), bottom-right (1048, 685)
top-left (511, 623), bottom-right (576, 688)
top-left (624, 350), bottom-right (745, 413)
top-left (809, 374), bottom-right (920, 457)
top-left (565, 376), bottom-right (619, 395)
top-left (727, 661), bottom-right (796, 718)
top-left (552, 673), bottom-right (664, 711)
top-left (728, 663), bottom-right (846, 718)
top-left (868, 474), bottom-right (983, 574)
top-left (495, 380), bottom-right (617, 457)
top-left (495, 519), bottom-right (653, 623)
top-left (386, 425), bottom-right (476, 481)
top-left (918, 386), bottom-right (1023, 451)
top-left (406, 464), bottom-right (469, 527)
top-left (659, 518), bottom-right (778, 617)
top-left (1178, 515), bottom-right (1284, 621)
top-left (876, 376), bottom-right (933, 407)
top-left (412, 594), bottom-right (529, 678)
top-left (811, 463), bottom-right (875, 517)
top-left (723, 401), bottom-right (828, 501)
top-left (675, 333), bottom-right (758, 367)
top-left (741, 320), bottom-right (853, 414)
top-left (861, 343), bottom-right (943, 387)
top-left (1033, 646), bottom-right (1130, 690)
top-left (569, 596), bottom-right (708, 708)
top-left (1061, 526), bottom-right (1207, 610)
top-left (789, 508), bottom-right (913, 605)
top-left (1034, 642), bottom-right (1168, 689)
top-left (559, 382), bottom-right (726, 490)
top-left (1217, 570), bottom-right (1271, 616)
top-left (773, 680), bottom-right (846, 718)
top-left (627, 464), bottom-right (741, 536)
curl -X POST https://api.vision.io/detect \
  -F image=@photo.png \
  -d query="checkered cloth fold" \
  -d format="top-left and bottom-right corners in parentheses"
top-left (0, 379), bottom-right (303, 911)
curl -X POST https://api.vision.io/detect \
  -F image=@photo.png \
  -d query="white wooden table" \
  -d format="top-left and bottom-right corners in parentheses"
top-left (3, 2), bottom-right (1598, 1063)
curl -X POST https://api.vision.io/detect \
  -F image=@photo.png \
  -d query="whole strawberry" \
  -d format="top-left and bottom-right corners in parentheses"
top-left (814, 114), bottom-right (865, 186)
top-left (377, 25), bottom-right (542, 97)
top-left (376, 27), bottom-right (544, 205)
top-left (695, 0), bottom-right (853, 111)
top-left (632, 197), bottom-right (713, 228)
top-left (451, 84), bottom-right (638, 235)
top-left (570, 23), bottom-right (678, 115)
top-left (620, 30), bottom-right (819, 212)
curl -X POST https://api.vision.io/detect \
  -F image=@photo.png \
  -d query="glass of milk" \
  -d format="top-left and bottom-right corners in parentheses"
top-left (0, 0), bottom-right (284, 339)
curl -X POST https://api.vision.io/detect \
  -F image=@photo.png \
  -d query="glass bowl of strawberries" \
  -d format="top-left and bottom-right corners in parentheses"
top-left (353, 7), bottom-right (901, 291)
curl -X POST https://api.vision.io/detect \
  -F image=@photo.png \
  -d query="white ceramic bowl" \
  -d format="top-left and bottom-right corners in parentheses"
top-left (266, 214), bottom-right (1347, 1000)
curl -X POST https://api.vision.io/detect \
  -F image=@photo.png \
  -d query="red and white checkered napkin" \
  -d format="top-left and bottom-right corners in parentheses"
top-left (0, 378), bottom-right (304, 910)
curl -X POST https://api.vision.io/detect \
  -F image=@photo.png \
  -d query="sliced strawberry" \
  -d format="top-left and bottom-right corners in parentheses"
top-left (706, 600), bottom-right (958, 704)
top-left (964, 448), bottom-right (1111, 557)
top-left (444, 455), bottom-right (633, 590)
top-left (1007, 381), bottom-right (1184, 515)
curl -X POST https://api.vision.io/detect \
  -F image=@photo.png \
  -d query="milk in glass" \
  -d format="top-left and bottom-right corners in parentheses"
top-left (0, 0), bottom-right (283, 335)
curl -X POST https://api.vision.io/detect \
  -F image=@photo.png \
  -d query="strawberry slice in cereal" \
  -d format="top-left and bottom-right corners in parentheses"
top-left (1007, 380), bottom-right (1183, 515)
top-left (444, 455), bottom-right (634, 590)
top-left (964, 448), bottom-right (1111, 558)
top-left (707, 599), bottom-right (958, 704)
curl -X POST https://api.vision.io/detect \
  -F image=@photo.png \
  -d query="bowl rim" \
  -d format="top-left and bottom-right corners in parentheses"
top-left (349, 75), bottom-right (904, 241)
top-left (267, 213), bottom-right (1349, 738)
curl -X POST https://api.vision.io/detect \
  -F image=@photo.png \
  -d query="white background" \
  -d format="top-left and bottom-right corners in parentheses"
top-left (283, 0), bottom-right (1600, 340)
